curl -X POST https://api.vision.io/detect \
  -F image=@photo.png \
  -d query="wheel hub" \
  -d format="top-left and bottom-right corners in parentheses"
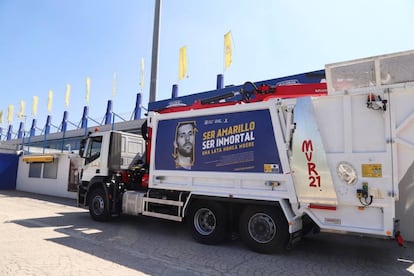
top-left (92, 196), bottom-right (104, 215)
top-left (248, 213), bottom-right (276, 243)
top-left (194, 208), bottom-right (216, 235)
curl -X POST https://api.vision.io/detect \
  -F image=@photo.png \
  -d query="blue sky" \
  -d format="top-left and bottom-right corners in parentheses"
top-left (1, 0), bottom-right (414, 138)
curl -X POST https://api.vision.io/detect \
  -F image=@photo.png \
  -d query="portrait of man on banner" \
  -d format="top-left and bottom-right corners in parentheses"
top-left (173, 121), bottom-right (196, 170)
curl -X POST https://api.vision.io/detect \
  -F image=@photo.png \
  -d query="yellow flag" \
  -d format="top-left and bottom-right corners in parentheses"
top-left (224, 31), bottom-right (232, 69)
top-left (179, 46), bottom-right (187, 80)
top-left (47, 90), bottom-right (53, 113)
top-left (19, 100), bottom-right (26, 119)
top-left (140, 58), bottom-right (145, 88)
top-left (7, 105), bottom-right (14, 124)
top-left (32, 96), bottom-right (39, 117)
top-left (65, 84), bottom-right (71, 108)
top-left (86, 77), bottom-right (91, 104)
top-left (112, 72), bottom-right (117, 97)
top-left (0, 110), bottom-right (3, 124)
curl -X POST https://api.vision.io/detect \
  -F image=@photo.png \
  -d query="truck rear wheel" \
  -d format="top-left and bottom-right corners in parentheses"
top-left (188, 201), bottom-right (228, 245)
top-left (89, 188), bottom-right (110, 221)
top-left (239, 206), bottom-right (289, 254)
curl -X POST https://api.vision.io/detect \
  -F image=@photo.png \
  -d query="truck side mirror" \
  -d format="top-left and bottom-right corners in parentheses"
top-left (79, 138), bottom-right (86, 157)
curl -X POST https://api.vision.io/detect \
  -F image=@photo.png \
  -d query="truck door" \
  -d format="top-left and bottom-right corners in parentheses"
top-left (81, 135), bottom-right (107, 182)
top-left (388, 86), bottom-right (414, 197)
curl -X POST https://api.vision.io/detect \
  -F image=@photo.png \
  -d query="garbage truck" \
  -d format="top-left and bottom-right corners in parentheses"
top-left (78, 50), bottom-right (414, 253)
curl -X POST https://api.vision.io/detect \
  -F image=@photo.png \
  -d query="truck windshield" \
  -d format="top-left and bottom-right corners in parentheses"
top-left (85, 136), bottom-right (102, 165)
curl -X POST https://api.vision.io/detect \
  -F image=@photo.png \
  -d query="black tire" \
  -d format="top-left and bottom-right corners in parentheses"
top-left (187, 201), bottom-right (228, 245)
top-left (89, 188), bottom-right (111, 221)
top-left (239, 205), bottom-right (289, 254)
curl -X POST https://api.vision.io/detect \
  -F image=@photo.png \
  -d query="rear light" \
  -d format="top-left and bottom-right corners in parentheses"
top-left (142, 173), bottom-right (149, 188)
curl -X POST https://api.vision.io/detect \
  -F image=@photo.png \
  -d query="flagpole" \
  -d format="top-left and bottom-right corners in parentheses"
top-left (149, 0), bottom-right (161, 103)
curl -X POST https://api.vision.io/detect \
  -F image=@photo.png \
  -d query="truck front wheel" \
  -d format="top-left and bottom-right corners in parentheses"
top-left (239, 206), bottom-right (289, 254)
top-left (188, 201), bottom-right (228, 245)
top-left (89, 188), bottom-right (110, 221)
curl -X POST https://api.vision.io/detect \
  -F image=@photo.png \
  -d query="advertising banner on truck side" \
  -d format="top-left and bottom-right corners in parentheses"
top-left (154, 109), bottom-right (282, 173)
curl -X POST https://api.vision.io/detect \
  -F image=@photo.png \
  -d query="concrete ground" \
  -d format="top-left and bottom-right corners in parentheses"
top-left (0, 190), bottom-right (413, 275)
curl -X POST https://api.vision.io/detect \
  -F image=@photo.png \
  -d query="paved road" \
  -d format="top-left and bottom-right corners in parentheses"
top-left (0, 190), bottom-right (413, 275)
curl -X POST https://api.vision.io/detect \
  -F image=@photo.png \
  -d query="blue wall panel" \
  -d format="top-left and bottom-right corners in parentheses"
top-left (0, 153), bottom-right (18, 189)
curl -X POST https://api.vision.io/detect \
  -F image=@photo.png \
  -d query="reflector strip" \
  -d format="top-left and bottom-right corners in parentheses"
top-left (309, 204), bottom-right (337, 211)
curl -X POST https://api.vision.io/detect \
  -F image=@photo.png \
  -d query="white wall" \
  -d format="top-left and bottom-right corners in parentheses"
top-left (16, 153), bottom-right (79, 199)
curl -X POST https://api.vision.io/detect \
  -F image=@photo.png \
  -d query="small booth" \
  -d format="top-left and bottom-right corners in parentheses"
top-left (16, 152), bottom-right (82, 199)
